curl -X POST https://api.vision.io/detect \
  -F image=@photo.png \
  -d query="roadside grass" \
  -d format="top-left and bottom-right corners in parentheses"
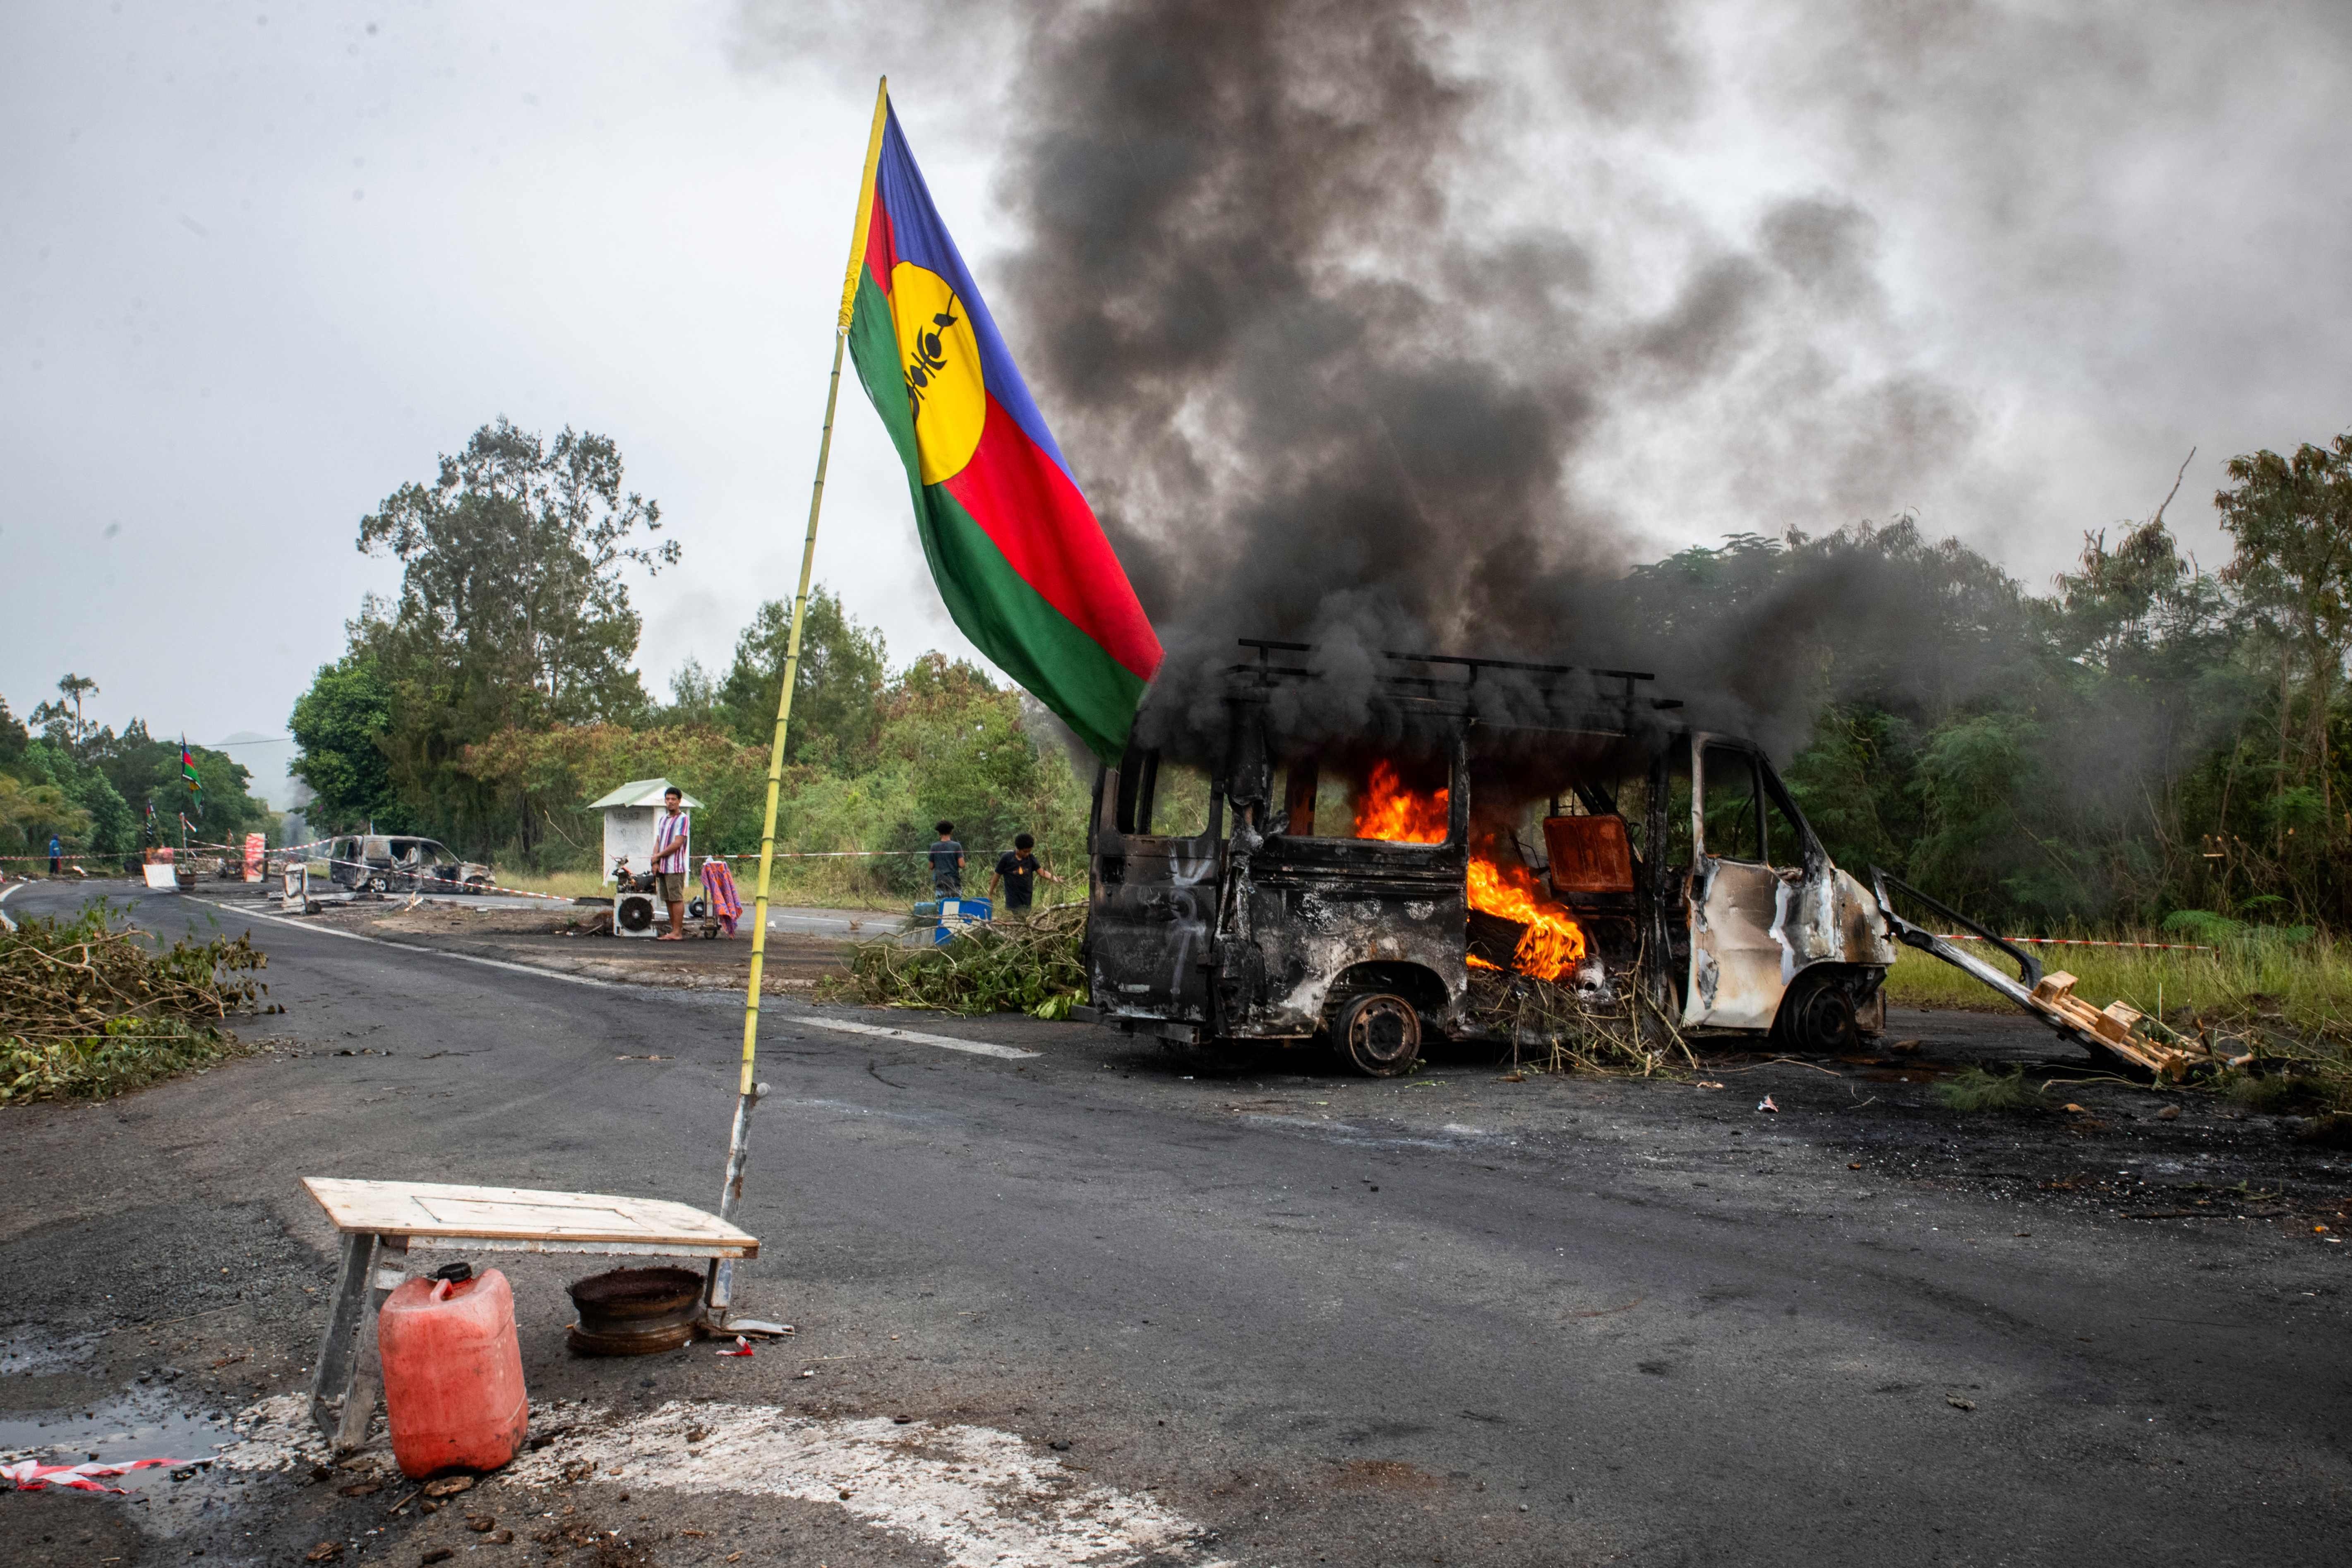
top-left (1882, 930), bottom-right (2352, 1027)
top-left (480, 867), bottom-right (617, 902)
top-left (1886, 927), bottom-right (2352, 1111)
top-left (1, 903), bottom-right (271, 1104)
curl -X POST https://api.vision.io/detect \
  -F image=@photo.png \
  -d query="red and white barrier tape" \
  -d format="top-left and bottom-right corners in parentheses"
top-left (301, 855), bottom-right (587, 904)
top-left (2, 1456), bottom-right (194, 1492)
top-left (713, 850), bottom-right (932, 858)
top-left (1, 835), bottom-right (335, 862)
top-left (1932, 934), bottom-right (2217, 953)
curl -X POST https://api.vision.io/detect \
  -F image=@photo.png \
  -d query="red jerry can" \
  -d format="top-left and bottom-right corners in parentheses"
top-left (377, 1266), bottom-right (529, 1477)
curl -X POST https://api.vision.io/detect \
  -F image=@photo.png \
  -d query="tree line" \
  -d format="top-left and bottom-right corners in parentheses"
top-left (287, 419), bottom-right (1087, 898)
top-left (0, 677), bottom-right (271, 861)
top-left (1630, 433), bottom-right (2352, 929)
top-left (287, 418), bottom-right (2351, 927)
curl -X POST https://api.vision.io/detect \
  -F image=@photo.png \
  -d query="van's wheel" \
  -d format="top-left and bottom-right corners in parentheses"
top-left (1334, 992), bottom-right (1422, 1077)
top-left (1775, 970), bottom-right (1858, 1054)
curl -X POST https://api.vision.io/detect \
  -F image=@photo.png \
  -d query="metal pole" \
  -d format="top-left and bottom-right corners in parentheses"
top-left (709, 76), bottom-right (890, 1325)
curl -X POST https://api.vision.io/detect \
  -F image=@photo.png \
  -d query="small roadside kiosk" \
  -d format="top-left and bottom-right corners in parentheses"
top-left (586, 777), bottom-right (702, 883)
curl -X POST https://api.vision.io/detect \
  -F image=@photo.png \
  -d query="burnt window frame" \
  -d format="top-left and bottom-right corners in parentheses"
top-left (1697, 742), bottom-right (1765, 865)
top-left (1106, 748), bottom-right (1222, 842)
top-left (1268, 746), bottom-right (1464, 851)
top-left (1755, 752), bottom-right (1822, 872)
top-left (1692, 735), bottom-right (1822, 871)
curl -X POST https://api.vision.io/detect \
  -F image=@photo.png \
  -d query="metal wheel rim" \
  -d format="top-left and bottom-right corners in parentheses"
top-left (1344, 995), bottom-right (1421, 1073)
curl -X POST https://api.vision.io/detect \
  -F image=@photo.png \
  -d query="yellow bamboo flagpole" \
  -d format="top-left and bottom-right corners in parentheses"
top-left (707, 75), bottom-right (890, 1327)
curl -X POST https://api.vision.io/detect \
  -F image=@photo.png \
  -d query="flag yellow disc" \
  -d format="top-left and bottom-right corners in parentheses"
top-left (892, 262), bottom-right (986, 484)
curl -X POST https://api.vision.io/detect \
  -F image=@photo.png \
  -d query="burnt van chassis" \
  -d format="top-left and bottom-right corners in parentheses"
top-left (1078, 643), bottom-right (1896, 1073)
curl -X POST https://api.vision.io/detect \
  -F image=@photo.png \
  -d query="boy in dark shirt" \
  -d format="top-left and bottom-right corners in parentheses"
top-left (928, 821), bottom-right (965, 896)
top-left (986, 831), bottom-right (1060, 915)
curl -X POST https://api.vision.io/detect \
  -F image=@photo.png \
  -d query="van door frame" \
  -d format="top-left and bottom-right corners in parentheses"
top-left (1086, 749), bottom-right (1226, 1024)
top-left (1683, 734), bottom-right (1793, 1030)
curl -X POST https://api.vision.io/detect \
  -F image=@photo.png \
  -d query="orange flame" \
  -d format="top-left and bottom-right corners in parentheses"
top-left (1466, 855), bottom-right (1587, 980)
top-left (1352, 762), bottom-right (1588, 981)
top-left (1353, 759), bottom-right (1450, 843)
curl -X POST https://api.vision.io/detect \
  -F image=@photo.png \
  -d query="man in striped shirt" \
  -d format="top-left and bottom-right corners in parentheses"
top-left (653, 785), bottom-right (691, 940)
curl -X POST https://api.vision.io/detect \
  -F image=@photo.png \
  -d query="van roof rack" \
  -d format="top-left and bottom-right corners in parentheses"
top-left (1229, 639), bottom-right (1684, 713)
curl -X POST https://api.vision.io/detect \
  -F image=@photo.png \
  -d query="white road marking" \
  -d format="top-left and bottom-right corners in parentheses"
top-left (0, 881), bottom-right (19, 932)
top-left (218, 1394), bottom-right (1220, 1568)
top-left (186, 896), bottom-right (627, 988)
top-left (780, 1014), bottom-right (1040, 1060)
top-left (185, 896), bottom-right (1039, 1059)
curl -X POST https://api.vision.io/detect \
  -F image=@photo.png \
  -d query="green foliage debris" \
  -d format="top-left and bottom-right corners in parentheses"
top-left (0, 905), bottom-right (269, 1104)
top-left (837, 904), bottom-right (1087, 1017)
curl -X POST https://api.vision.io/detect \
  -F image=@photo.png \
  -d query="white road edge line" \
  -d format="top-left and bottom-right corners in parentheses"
top-left (776, 1014), bottom-right (1039, 1060)
top-left (184, 896), bottom-right (1041, 1061)
top-left (0, 881), bottom-right (19, 932)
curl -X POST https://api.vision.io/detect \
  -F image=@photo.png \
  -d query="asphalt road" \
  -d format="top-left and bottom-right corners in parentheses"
top-left (2, 881), bottom-right (2346, 1568)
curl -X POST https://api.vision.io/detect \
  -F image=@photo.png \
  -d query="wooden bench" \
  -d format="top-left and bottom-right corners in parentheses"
top-left (302, 1177), bottom-right (759, 1450)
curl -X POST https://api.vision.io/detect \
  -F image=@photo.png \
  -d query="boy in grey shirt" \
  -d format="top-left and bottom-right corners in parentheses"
top-left (928, 821), bottom-right (964, 895)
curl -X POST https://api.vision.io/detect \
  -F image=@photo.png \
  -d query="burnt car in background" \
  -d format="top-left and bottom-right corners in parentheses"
top-left (1076, 642), bottom-right (1897, 1075)
top-left (323, 834), bottom-right (494, 895)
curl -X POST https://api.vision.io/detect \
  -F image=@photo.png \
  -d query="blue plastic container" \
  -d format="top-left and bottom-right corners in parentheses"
top-left (931, 896), bottom-right (992, 945)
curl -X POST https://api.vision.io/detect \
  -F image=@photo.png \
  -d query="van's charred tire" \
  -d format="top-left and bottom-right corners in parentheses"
top-left (1774, 970), bottom-right (1859, 1054)
top-left (1334, 992), bottom-right (1422, 1077)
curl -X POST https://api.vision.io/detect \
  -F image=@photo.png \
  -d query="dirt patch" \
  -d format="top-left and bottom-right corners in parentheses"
top-left (326, 904), bottom-right (576, 938)
top-left (1330, 1458), bottom-right (1447, 1492)
top-left (301, 902), bottom-right (857, 991)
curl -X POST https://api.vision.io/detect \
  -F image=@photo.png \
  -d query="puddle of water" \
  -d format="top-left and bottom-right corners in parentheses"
top-left (0, 1328), bottom-right (102, 1378)
top-left (0, 1388), bottom-right (238, 1496)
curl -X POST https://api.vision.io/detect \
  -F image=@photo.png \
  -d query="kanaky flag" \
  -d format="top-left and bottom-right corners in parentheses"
top-left (841, 89), bottom-right (1161, 762)
top-left (180, 742), bottom-right (202, 812)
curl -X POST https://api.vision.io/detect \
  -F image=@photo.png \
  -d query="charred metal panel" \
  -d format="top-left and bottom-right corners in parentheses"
top-left (1683, 737), bottom-right (1787, 1030)
top-left (1830, 869), bottom-right (1898, 967)
top-left (1087, 759), bottom-right (1224, 1023)
top-left (1687, 857), bottom-right (1786, 1029)
top-left (1237, 864), bottom-right (1467, 1035)
top-left (1682, 738), bottom-right (1896, 1033)
top-left (1089, 872), bottom-right (1218, 1021)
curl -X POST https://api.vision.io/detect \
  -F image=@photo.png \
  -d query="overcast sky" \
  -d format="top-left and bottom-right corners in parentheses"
top-left (6, 1), bottom-right (2350, 802)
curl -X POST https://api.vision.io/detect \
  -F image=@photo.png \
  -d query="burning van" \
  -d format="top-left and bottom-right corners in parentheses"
top-left (1074, 641), bottom-right (1897, 1075)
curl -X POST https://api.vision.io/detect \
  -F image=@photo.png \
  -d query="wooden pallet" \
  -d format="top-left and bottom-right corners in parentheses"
top-left (2026, 972), bottom-right (2206, 1079)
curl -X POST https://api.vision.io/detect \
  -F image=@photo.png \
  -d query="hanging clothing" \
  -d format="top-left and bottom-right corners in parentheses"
top-left (700, 858), bottom-right (743, 937)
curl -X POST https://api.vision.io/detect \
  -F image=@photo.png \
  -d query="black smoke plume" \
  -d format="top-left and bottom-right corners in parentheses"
top-left (742, 1), bottom-right (1999, 757)
top-left (977, 0), bottom-right (1969, 757)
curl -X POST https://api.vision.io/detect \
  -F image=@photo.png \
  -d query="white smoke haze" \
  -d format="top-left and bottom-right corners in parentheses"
top-left (3, 0), bottom-right (2348, 743)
